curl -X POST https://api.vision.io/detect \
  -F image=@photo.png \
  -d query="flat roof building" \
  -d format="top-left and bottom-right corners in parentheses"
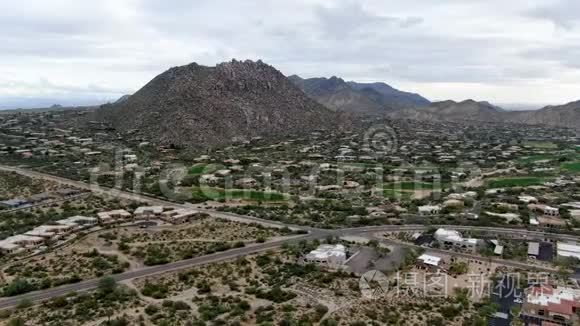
top-left (434, 228), bottom-right (481, 252)
top-left (160, 209), bottom-right (200, 224)
top-left (134, 206), bottom-right (164, 219)
top-left (416, 254), bottom-right (442, 270)
top-left (0, 234), bottom-right (45, 254)
top-left (97, 209), bottom-right (132, 224)
top-left (556, 242), bottom-right (580, 260)
top-left (57, 215), bottom-right (98, 227)
top-left (537, 216), bottom-right (567, 228)
top-left (528, 242), bottom-right (540, 258)
top-left (305, 244), bottom-right (347, 266)
top-left (521, 285), bottom-right (580, 326)
top-left (418, 205), bottom-right (441, 216)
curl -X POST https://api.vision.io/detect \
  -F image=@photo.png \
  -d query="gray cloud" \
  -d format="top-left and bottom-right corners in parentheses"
top-left (527, 0), bottom-right (580, 30)
top-left (0, 0), bottom-right (579, 108)
top-left (523, 45), bottom-right (580, 69)
top-left (314, 1), bottom-right (395, 39)
top-left (314, 1), bottom-right (424, 39)
top-left (399, 17), bottom-right (424, 28)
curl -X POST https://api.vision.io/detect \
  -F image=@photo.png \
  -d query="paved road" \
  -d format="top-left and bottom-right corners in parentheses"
top-left (0, 165), bottom-right (578, 309)
top-left (337, 224), bottom-right (580, 242)
top-left (0, 233), bottom-right (318, 310)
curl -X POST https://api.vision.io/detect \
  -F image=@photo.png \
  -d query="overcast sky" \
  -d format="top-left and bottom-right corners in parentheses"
top-left (1, 0), bottom-right (579, 109)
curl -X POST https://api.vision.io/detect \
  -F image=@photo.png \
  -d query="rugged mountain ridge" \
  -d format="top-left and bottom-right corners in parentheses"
top-left (389, 99), bottom-right (580, 129)
top-left (389, 99), bottom-right (505, 122)
top-left (509, 100), bottom-right (580, 129)
top-left (289, 75), bottom-right (430, 115)
top-left (96, 60), bottom-right (340, 148)
top-left (347, 81), bottom-right (430, 108)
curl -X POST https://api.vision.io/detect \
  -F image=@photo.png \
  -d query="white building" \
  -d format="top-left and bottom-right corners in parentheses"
top-left (557, 242), bottom-right (580, 260)
top-left (57, 215), bottom-right (98, 228)
top-left (562, 202), bottom-right (580, 209)
top-left (485, 212), bottom-right (521, 223)
top-left (416, 253), bottom-right (442, 269)
top-left (544, 206), bottom-right (560, 217)
top-left (24, 227), bottom-right (56, 239)
top-left (123, 154), bottom-right (137, 162)
top-left (215, 169), bottom-right (232, 177)
top-left (528, 242), bottom-right (540, 259)
top-left (25, 224), bottom-right (73, 240)
top-left (434, 228), bottom-right (481, 252)
top-left (0, 234), bottom-right (45, 254)
top-left (305, 244), bottom-right (347, 266)
top-left (418, 205), bottom-right (441, 216)
top-left (519, 195), bottom-right (538, 204)
top-left (134, 206), bottom-right (164, 219)
top-left (443, 199), bottom-right (464, 208)
top-left (199, 174), bottom-right (219, 184)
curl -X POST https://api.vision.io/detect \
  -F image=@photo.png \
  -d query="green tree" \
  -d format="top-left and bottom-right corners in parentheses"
top-left (7, 318), bottom-right (25, 326)
top-left (98, 276), bottom-right (117, 294)
top-left (3, 278), bottom-right (36, 297)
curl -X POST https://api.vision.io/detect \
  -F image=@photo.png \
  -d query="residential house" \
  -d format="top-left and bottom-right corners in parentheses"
top-left (134, 206), bottom-right (164, 220)
top-left (537, 216), bottom-right (567, 228)
top-left (160, 209), bottom-right (200, 224)
top-left (434, 228), bottom-right (482, 252)
top-left (25, 224), bottom-right (73, 240)
top-left (528, 242), bottom-right (540, 259)
top-left (556, 242), bottom-right (580, 260)
top-left (520, 285), bottom-right (580, 326)
top-left (416, 253), bottom-right (443, 272)
top-left (0, 234), bottom-right (45, 254)
top-left (97, 209), bottom-right (132, 224)
top-left (418, 205), bottom-right (441, 216)
top-left (528, 204), bottom-right (560, 217)
top-left (305, 244), bottom-right (347, 266)
top-left (57, 215), bottom-right (98, 229)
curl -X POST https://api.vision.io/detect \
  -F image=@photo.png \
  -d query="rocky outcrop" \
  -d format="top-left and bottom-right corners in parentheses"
top-left (94, 60), bottom-right (340, 148)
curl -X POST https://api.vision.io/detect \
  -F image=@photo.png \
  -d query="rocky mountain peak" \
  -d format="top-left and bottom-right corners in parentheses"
top-left (91, 59), bottom-right (339, 149)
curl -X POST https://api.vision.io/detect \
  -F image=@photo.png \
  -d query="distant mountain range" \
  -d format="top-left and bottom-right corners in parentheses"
top-left (93, 60), bottom-right (342, 148)
top-left (510, 100), bottom-right (580, 129)
top-left (388, 99), bottom-right (580, 129)
top-left (288, 75), bottom-right (430, 115)
top-left (389, 99), bottom-right (505, 122)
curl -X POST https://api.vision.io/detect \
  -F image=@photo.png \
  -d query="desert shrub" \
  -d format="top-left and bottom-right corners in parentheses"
top-left (141, 281), bottom-right (169, 299)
